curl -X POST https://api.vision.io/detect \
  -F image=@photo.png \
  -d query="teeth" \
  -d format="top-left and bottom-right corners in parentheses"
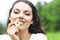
top-left (15, 21), bottom-right (20, 27)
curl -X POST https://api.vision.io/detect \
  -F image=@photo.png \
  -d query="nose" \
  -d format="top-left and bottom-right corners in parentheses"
top-left (18, 12), bottom-right (23, 19)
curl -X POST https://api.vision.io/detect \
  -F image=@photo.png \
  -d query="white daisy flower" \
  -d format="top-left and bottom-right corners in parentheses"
top-left (15, 21), bottom-right (20, 27)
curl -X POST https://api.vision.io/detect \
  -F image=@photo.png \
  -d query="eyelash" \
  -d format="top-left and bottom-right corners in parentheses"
top-left (25, 13), bottom-right (30, 16)
top-left (14, 11), bottom-right (19, 14)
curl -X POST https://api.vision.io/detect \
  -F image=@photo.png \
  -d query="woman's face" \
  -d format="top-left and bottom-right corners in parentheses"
top-left (9, 2), bottom-right (33, 31)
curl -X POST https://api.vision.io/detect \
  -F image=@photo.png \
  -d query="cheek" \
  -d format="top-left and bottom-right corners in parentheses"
top-left (24, 16), bottom-right (33, 22)
top-left (11, 13), bottom-right (17, 18)
top-left (9, 13), bottom-right (17, 22)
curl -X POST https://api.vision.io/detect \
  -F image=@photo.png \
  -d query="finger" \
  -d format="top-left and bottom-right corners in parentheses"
top-left (7, 22), bottom-right (15, 29)
top-left (7, 26), bottom-right (19, 35)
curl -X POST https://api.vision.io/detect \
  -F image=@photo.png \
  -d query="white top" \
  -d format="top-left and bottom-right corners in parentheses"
top-left (0, 34), bottom-right (12, 40)
top-left (0, 33), bottom-right (47, 40)
top-left (30, 33), bottom-right (47, 40)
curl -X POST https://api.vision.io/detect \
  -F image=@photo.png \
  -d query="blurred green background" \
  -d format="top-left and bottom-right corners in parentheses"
top-left (0, 0), bottom-right (60, 40)
top-left (36, 0), bottom-right (60, 40)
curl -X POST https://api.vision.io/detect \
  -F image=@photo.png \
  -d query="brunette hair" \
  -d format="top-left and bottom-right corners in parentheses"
top-left (7, 0), bottom-right (45, 34)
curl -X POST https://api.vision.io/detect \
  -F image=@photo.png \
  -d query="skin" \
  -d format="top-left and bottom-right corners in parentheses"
top-left (7, 2), bottom-right (33, 40)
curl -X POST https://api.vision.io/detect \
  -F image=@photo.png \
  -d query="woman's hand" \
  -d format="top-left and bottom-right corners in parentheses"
top-left (7, 22), bottom-right (19, 40)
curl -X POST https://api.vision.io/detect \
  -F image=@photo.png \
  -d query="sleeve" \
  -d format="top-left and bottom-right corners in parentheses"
top-left (30, 33), bottom-right (47, 40)
top-left (0, 34), bottom-right (12, 40)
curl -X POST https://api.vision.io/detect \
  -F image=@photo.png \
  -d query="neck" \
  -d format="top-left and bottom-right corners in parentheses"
top-left (19, 29), bottom-right (32, 40)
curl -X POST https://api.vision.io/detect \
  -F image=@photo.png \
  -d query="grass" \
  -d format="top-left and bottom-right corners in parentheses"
top-left (46, 32), bottom-right (60, 40)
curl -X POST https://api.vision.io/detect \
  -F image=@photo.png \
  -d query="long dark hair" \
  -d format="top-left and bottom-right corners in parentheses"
top-left (7, 0), bottom-right (45, 34)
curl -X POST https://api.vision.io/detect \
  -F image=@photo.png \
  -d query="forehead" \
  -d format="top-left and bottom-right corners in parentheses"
top-left (13, 2), bottom-right (32, 11)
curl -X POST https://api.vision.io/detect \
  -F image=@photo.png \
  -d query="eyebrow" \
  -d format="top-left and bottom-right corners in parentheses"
top-left (14, 8), bottom-right (31, 13)
top-left (24, 10), bottom-right (31, 13)
top-left (24, 10), bottom-right (29, 12)
top-left (14, 8), bottom-right (20, 11)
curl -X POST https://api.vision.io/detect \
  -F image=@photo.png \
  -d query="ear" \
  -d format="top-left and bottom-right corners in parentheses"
top-left (30, 21), bottom-right (33, 24)
top-left (9, 17), bottom-right (11, 21)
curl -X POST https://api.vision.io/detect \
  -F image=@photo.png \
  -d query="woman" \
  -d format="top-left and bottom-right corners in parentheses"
top-left (0, 0), bottom-right (47, 40)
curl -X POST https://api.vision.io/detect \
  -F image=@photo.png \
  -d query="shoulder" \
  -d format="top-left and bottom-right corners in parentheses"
top-left (0, 34), bottom-right (12, 40)
top-left (30, 33), bottom-right (47, 40)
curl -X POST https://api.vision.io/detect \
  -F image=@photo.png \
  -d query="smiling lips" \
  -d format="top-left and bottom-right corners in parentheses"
top-left (15, 20), bottom-right (25, 27)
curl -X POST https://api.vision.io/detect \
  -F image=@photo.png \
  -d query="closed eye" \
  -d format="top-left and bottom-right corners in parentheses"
top-left (14, 9), bottom-right (20, 14)
top-left (24, 11), bottom-right (30, 16)
top-left (14, 11), bottom-right (19, 14)
top-left (25, 13), bottom-right (30, 16)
